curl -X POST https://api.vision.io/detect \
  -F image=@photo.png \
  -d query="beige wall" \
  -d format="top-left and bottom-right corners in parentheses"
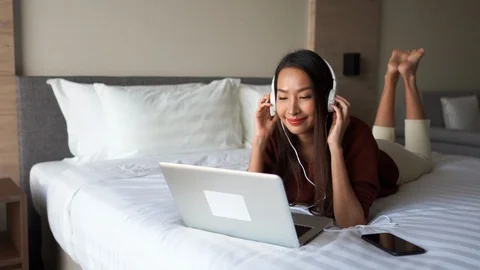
top-left (17, 0), bottom-right (309, 77)
top-left (377, 0), bottom-right (480, 102)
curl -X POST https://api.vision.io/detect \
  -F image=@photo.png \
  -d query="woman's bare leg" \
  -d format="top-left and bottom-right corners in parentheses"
top-left (375, 48), bottom-right (432, 187)
top-left (398, 48), bottom-right (426, 119)
top-left (398, 48), bottom-right (431, 160)
top-left (374, 49), bottom-right (408, 127)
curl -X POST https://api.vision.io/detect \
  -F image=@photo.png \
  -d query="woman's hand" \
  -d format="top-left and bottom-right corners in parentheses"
top-left (248, 93), bottom-right (278, 172)
top-left (327, 95), bottom-right (351, 149)
top-left (254, 93), bottom-right (279, 141)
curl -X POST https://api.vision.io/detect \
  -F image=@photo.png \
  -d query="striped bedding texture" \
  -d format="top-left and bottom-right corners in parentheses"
top-left (33, 149), bottom-right (480, 270)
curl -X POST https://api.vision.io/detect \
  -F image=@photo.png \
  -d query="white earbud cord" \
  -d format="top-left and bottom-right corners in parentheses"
top-left (323, 215), bottom-right (399, 232)
top-left (280, 114), bottom-right (330, 198)
top-left (281, 114), bottom-right (399, 232)
top-left (280, 121), bottom-right (316, 187)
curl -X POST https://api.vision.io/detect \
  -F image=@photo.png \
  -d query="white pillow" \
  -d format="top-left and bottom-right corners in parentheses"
top-left (440, 95), bottom-right (480, 132)
top-left (47, 78), bottom-right (110, 162)
top-left (94, 78), bottom-right (243, 159)
top-left (239, 84), bottom-right (271, 148)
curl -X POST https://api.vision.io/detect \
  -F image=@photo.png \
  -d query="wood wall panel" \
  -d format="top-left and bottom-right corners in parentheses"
top-left (0, 76), bottom-right (16, 114)
top-left (0, 0), bottom-right (14, 76)
top-left (306, 0), bottom-right (316, 51)
top-left (308, 0), bottom-right (381, 125)
top-left (0, 0), bottom-right (18, 185)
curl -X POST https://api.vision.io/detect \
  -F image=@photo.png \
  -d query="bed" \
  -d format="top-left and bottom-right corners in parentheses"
top-left (17, 76), bottom-right (480, 270)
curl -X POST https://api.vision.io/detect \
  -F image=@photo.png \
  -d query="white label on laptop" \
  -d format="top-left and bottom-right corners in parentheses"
top-left (204, 190), bottom-right (251, 222)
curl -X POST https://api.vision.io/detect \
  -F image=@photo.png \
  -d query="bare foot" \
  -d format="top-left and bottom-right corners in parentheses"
top-left (400, 50), bottom-right (409, 62)
top-left (387, 49), bottom-right (408, 76)
top-left (398, 48), bottom-right (425, 77)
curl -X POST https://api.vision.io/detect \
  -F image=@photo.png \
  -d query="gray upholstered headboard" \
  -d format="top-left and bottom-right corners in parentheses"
top-left (16, 75), bottom-right (270, 266)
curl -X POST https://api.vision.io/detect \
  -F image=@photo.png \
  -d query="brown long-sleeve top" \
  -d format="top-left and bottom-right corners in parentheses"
top-left (262, 116), bottom-right (399, 218)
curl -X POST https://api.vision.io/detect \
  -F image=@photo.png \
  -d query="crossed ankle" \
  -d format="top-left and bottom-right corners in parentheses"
top-left (385, 72), bottom-right (399, 80)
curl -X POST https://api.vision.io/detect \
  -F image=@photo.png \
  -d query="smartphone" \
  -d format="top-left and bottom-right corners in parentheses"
top-left (361, 233), bottom-right (426, 256)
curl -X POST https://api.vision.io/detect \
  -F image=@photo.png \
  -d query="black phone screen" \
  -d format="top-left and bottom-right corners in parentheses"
top-left (361, 233), bottom-right (426, 256)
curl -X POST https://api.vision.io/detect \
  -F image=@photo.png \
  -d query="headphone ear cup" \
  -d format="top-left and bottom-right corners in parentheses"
top-left (270, 88), bottom-right (276, 116)
top-left (326, 89), bottom-right (336, 112)
top-left (270, 77), bottom-right (276, 116)
top-left (322, 58), bottom-right (337, 113)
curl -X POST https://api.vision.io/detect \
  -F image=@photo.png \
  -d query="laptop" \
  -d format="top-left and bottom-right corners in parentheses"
top-left (159, 162), bottom-right (333, 248)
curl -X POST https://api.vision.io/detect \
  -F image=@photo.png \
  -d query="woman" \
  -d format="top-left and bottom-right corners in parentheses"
top-left (248, 48), bottom-right (432, 228)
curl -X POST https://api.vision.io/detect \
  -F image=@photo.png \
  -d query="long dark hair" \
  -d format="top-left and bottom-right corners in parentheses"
top-left (272, 49), bottom-right (334, 217)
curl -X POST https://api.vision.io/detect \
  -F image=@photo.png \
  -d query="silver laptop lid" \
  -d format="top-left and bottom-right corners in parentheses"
top-left (159, 162), bottom-right (301, 247)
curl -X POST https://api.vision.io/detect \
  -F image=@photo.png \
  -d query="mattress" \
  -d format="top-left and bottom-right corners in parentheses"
top-left (30, 150), bottom-right (480, 270)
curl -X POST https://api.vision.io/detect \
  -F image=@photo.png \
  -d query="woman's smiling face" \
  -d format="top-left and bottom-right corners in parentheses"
top-left (275, 67), bottom-right (316, 136)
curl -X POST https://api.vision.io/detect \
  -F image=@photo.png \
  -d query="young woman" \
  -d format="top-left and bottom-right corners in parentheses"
top-left (248, 48), bottom-right (432, 228)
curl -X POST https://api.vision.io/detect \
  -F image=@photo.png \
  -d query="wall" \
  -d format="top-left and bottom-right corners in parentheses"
top-left (313, 0), bottom-right (382, 125)
top-left (311, 0), bottom-right (480, 124)
top-left (377, 0), bottom-right (480, 105)
top-left (17, 0), bottom-right (309, 77)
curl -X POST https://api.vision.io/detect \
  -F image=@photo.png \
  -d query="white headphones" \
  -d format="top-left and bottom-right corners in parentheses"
top-left (269, 58), bottom-right (337, 197)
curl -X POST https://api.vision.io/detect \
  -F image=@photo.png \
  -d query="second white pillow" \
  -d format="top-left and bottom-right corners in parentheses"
top-left (94, 78), bottom-right (243, 159)
top-left (441, 95), bottom-right (480, 132)
top-left (239, 84), bottom-right (271, 148)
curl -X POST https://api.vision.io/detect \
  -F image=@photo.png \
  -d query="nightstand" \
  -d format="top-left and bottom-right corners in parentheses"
top-left (0, 178), bottom-right (28, 270)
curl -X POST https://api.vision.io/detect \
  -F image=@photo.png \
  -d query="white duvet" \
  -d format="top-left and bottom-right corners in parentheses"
top-left (30, 149), bottom-right (480, 270)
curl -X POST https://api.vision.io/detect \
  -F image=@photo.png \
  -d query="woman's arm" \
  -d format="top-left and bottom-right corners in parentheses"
top-left (247, 136), bottom-right (268, 173)
top-left (249, 93), bottom-right (278, 173)
top-left (327, 96), bottom-right (376, 228)
top-left (330, 146), bottom-right (367, 228)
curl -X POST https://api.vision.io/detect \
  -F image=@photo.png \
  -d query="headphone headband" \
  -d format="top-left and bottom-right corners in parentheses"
top-left (271, 57), bottom-right (337, 97)
top-left (321, 58), bottom-right (337, 91)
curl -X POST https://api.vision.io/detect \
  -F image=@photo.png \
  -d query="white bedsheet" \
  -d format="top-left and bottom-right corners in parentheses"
top-left (30, 150), bottom-right (480, 270)
top-left (30, 158), bottom-right (115, 257)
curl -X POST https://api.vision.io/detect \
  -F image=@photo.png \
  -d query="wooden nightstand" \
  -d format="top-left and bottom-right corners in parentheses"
top-left (0, 178), bottom-right (28, 270)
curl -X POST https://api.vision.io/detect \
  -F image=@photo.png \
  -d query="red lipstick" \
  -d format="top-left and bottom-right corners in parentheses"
top-left (287, 117), bottom-right (306, 126)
